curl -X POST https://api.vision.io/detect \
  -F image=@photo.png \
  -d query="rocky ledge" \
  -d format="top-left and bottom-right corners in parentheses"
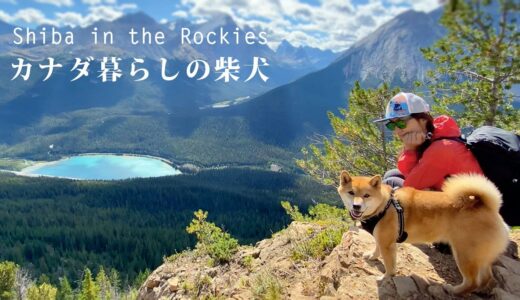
top-left (139, 222), bottom-right (520, 299)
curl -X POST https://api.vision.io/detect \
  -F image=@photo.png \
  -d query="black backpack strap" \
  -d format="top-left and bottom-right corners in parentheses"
top-left (432, 136), bottom-right (466, 144)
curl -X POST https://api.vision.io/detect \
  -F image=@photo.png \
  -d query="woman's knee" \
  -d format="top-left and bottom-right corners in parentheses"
top-left (383, 177), bottom-right (404, 189)
top-left (383, 168), bottom-right (404, 180)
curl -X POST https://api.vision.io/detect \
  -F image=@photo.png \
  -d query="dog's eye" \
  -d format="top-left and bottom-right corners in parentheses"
top-left (348, 191), bottom-right (355, 196)
top-left (363, 194), bottom-right (370, 198)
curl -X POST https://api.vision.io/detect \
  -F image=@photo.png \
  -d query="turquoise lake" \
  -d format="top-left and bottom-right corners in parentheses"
top-left (21, 155), bottom-right (181, 180)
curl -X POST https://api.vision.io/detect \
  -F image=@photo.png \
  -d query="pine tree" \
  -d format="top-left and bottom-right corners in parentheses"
top-left (79, 269), bottom-right (100, 300)
top-left (297, 82), bottom-right (401, 185)
top-left (38, 274), bottom-right (51, 284)
top-left (57, 277), bottom-right (74, 300)
top-left (0, 261), bottom-right (18, 300)
top-left (108, 269), bottom-right (120, 299)
top-left (95, 267), bottom-right (111, 300)
top-left (26, 283), bottom-right (58, 300)
top-left (421, 0), bottom-right (519, 130)
top-left (133, 269), bottom-right (150, 289)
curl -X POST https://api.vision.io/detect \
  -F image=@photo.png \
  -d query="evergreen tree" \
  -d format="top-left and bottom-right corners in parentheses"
top-left (297, 82), bottom-right (401, 185)
top-left (79, 269), bottom-right (99, 300)
top-left (26, 283), bottom-right (57, 300)
top-left (95, 267), bottom-right (111, 300)
top-left (132, 269), bottom-right (150, 289)
top-left (186, 210), bottom-right (239, 266)
top-left (38, 274), bottom-right (51, 284)
top-left (421, 0), bottom-right (520, 130)
top-left (0, 261), bottom-right (18, 300)
top-left (108, 269), bottom-right (120, 299)
top-left (57, 277), bottom-right (74, 300)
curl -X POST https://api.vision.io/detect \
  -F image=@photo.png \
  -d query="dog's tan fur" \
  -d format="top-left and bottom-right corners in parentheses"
top-left (337, 171), bottom-right (509, 295)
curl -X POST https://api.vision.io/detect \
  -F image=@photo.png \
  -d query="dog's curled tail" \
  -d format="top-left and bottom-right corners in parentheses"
top-left (442, 173), bottom-right (502, 212)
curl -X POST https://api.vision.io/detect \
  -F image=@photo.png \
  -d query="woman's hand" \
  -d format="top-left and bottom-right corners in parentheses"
top-left (401, 131), bottom-right (426, 151)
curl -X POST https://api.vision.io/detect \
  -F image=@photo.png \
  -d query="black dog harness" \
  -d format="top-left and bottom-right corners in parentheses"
top-left (353, 189), bottom-right (408, 243)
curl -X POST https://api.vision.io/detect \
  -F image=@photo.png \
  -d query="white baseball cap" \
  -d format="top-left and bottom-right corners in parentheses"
top-left (374, 92), bottom-right (430, 123)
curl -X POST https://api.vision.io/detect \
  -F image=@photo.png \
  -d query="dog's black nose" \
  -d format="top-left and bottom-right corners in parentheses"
top-left (353, 204), bottom-right (361, 211)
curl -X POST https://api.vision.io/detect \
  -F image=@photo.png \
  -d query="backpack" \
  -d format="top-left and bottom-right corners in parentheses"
top-left (446, 126), bottom-right (520, 225)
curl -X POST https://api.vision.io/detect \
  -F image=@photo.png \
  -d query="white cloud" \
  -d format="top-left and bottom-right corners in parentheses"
top-left (409, 0), bottom-right (443, 12)
top-left (34, 0), bottom-right (74, 7)
top-left (0, 2), bottom-right (137, 28)
top-left (118, 3), bottom-right (137, 10)
top-left (81, 0), bottom-right (117, 5)
top-left (54, 11), bottom-right (84, 26)
top-left (0, 8), bottom-right (58, 25)
top-left (172, 10), bottom-right (188, 19)
top-left (174, 0), bottom-right (443, 51)
top-left (54, 4), bottom-right (136, 27)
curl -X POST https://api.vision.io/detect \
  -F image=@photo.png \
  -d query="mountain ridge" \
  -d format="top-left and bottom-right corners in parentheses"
top-left (0, 7), bottom-right (453, 167)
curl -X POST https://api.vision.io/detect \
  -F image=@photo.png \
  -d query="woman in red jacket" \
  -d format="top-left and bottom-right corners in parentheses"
top-left (374, 92), bottom-right (483, 190)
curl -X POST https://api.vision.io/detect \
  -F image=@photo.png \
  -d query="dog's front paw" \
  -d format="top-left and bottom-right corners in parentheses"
top-left (363, 251), bottom-right (379, 261)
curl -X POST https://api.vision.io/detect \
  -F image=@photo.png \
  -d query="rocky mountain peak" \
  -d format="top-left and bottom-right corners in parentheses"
top-left (115, 11), bottom-right (158, 26)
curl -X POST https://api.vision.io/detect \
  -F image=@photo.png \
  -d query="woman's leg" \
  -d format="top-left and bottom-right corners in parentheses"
top-left (383, 168), bottom-right (404, 180)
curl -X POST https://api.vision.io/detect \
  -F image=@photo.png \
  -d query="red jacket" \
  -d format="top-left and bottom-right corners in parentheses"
top-left (397, 115), bottom-right (483, 190)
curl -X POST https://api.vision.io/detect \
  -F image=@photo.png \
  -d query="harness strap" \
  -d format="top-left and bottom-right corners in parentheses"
top-left (392, 195), bottom-right (408, 243)
top-left (359, 188), bottom-right (408, 243)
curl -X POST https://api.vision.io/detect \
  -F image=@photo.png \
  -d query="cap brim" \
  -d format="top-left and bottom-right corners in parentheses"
top-left (373, 113), bottom-right (412, 123)
top-left (373, 117), bottom-right (392, 123)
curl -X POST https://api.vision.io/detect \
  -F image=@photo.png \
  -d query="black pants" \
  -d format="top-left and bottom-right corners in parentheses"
top-left (383, 168), bottom-right (404, 189)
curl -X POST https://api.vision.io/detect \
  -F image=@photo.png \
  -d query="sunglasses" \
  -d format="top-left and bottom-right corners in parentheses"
top-left (385, 117), bottom-right (411, 131)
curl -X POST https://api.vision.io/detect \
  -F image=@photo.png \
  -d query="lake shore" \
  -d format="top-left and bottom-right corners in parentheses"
top-left (1, 153), bottom-right (183, 180)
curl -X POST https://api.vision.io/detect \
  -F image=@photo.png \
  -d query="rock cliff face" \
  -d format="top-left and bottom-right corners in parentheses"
top-left (139, 222), bottom-right (520, 299)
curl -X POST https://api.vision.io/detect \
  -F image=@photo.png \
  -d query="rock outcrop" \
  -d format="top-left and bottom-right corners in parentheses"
top-left (138, 222), bottom-right (520, 299)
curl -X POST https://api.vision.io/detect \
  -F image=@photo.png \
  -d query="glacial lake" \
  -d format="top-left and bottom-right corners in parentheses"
top-left (20, 155), bottom-right (181, 180)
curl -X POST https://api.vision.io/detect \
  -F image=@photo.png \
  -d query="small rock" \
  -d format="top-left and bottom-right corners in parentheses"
top-left (321, 284), bottom-right (337, 297)
top-left (146, 278), bottom-right (161, 289)
top-left (410, 274), bottom-right (430, 294)
top-left (493, 266), bottom-right (520, 294)
top-left (246, 248), bottom-right (261, 259)
top-left (492, 287), bottom-right (519, 300)
top-left (427, 285), bottom-right (450, 300)
top-left (504, 240), bottom-right (518, 259)
top-left (496, 255), bottom-right (520, 276)
top-left (206, 268), bottom-right (218, 278)
top-left (393, 276), bottom-right (419, 299)
top-left (168, 277), bottom-right (180, 292)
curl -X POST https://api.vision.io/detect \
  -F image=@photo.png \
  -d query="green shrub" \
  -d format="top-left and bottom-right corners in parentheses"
top-left (281, 201), bottom-right (349, 224)
top-left (291, 225), bottom-right (348, 261)
top-left (241, 255), bottom-right (254, 272)
top-left (27, 283), bottom-right (58, 300)
top-left (280, 201), bottom-right (305, 221)
top-left (0, 261), bottom-right (18, 300)
top-left (186, 210), bottom-right (239, 265)
top-left (281, 202), bottom-right (350, 261)
top-left (251, 271), bottom-right (284, 300)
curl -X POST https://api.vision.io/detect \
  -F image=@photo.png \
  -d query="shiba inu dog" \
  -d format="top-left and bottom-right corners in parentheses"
top-left (337, 171), bottom-right (509, 295)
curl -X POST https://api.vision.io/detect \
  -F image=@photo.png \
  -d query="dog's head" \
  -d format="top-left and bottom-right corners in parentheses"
top-left (337, 170), bottom-right (387, 220)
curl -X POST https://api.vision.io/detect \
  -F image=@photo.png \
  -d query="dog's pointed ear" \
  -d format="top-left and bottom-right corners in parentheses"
top-left (369, 175), bottom-right (382, 188)
top-left (340, 171), bottom-right (352, 186)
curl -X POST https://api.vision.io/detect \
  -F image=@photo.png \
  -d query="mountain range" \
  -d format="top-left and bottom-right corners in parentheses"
top-left (2, 12), bottom-right (337, 104)
top-left (0, 8), bottom-right (449, 167)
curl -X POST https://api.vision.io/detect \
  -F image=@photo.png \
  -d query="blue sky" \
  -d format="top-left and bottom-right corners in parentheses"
top-left (0, 0), bottom-right (442, 51)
